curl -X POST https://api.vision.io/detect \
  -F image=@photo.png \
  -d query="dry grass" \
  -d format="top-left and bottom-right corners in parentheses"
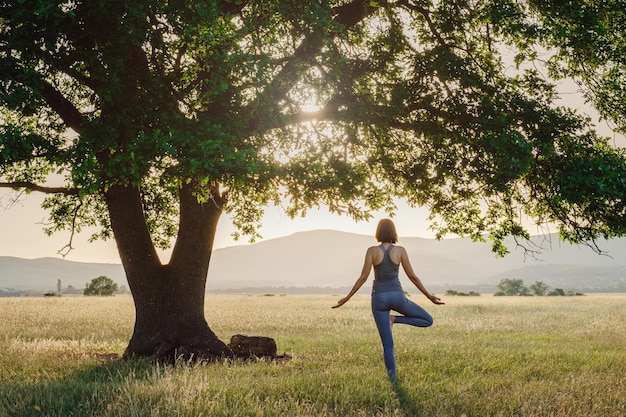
top-left (1, 294), bottom-right (625, 416)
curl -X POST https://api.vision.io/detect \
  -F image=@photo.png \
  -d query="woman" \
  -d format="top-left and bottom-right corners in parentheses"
top-left (332, 219), bottom-right (444, 382)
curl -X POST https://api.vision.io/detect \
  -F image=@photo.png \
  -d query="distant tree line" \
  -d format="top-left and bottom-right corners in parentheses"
top-left (442, 279), bottom-right (586, 297)
top-left (494, 278), bottom-right (584, 297)
top-left (445, 290), bottom-right (481, 297)
top-left (40, 276), bottom-right (126, 297)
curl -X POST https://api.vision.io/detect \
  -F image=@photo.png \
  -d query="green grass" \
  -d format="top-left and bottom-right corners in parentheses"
top-left (1, 294), bottom-right (625, 416)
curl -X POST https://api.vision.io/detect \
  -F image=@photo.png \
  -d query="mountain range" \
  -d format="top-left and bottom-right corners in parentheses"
top-left (1, 230), bottom-right (625, 293)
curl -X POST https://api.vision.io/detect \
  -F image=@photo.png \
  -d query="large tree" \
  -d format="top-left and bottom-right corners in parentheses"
top-left (1, 0), bottom-right (625, 360)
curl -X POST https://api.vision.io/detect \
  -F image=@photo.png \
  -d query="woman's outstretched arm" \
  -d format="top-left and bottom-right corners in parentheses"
top-left (332, 247), bottom-right (375, 308)
top-left (399, 247), bottom-right (445, 305)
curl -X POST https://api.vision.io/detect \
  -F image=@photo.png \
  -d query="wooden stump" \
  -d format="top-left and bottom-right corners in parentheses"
top-left (228, 334), bottom-right (277, 358)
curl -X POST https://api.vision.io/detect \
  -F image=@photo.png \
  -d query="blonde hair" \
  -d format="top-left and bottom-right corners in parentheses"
top-left (375, 219), bottom-right (398, 243)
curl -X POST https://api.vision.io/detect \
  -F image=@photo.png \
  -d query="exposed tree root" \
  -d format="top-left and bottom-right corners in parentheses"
top-left (126, 334), bottom-right (290, 364)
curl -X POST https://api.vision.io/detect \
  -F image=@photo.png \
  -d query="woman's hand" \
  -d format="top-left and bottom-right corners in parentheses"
top-left (331, 297), bottom-right (349, 309)
top-left (428, 294), bottom-right (445, 305)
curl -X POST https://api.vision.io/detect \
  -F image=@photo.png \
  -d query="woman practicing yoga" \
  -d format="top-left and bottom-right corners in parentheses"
top-left (332, 219), bottom-right (444, 382)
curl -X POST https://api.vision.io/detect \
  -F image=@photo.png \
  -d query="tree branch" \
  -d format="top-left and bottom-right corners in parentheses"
top-left (0, 181), bottom-right (79, 195)
top-left (245, 0), bottom-right (375, 133)
top-left (55, 200), bottom-right (83, 258)
top-left (217, 0), bottom-right (250, 16)
top-left (2, 57), bottom-right (86, 133)
top-left (168, 182), bottom-right (224, 270)
top-left (38, 78), bottom-right (85, 134)
top-left (396, 0), bottom-right (451, 49)
top-left (332, 0), bottom-right (373, 29)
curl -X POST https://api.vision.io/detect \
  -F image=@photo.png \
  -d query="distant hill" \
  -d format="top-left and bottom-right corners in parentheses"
top-left (0, 256), bottom-right (126, 292)
top-left (1, 230), bottom-right (625, 293)
top-left (207, 230), bottom-right (626, 293)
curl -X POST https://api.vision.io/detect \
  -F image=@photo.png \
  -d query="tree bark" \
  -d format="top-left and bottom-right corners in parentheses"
top-left (104, 183), bottom-right (232, 361)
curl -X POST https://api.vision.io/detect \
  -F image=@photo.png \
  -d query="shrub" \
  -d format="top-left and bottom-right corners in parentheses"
top-left (84, 276), bottom-right (118, 296)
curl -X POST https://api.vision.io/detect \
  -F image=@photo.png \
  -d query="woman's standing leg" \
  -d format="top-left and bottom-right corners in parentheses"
top-left (371, 292), bottom-right (397, 382)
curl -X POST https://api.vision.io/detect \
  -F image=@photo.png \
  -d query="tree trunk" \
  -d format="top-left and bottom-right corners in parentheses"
top-left (104, 183), bottom-right (232, 361)
top-left (124, 264), bottom-right (232, 362)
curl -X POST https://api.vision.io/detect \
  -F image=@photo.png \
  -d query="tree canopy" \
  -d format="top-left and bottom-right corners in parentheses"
top-left (1, 0), bottom-right (625, 256)
top-left (496, 278), bottom-right (529, 296)
top-left (527, 0), bottom-right (626, 134)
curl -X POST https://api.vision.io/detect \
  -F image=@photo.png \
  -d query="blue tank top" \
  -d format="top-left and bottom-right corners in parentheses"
top-left (372, 244), bottom-right (403, 293)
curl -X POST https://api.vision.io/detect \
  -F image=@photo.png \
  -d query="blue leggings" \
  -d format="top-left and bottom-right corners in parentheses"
top-left (371, 291), bottom-right (433, 381)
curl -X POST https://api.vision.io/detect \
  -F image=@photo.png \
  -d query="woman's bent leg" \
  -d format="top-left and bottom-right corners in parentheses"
top-left (371, 293), bottom-right (397, 382)
top-left (392, 295), bottom-right (433, 327)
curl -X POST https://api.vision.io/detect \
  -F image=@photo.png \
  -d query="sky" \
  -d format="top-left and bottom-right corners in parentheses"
top-left (0, 192), bottom-right (435, 263)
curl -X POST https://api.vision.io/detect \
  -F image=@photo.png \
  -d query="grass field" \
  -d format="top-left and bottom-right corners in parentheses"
top-left (1, 294), bottom-right (625, 417)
